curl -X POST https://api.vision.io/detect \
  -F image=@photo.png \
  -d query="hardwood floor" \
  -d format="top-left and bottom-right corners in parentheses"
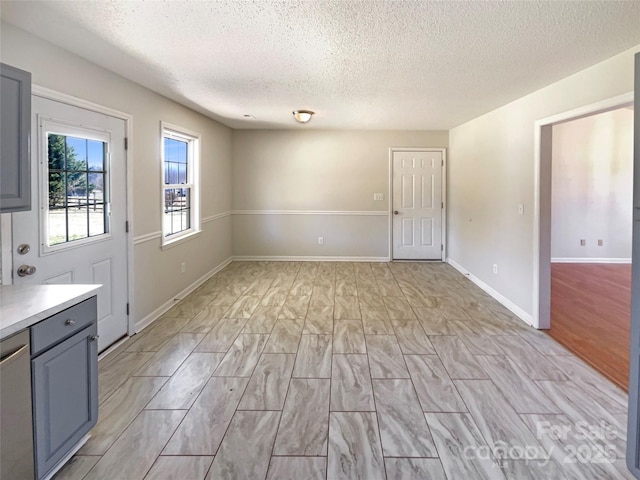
top-left (548, 263), bottom-right (631, 391)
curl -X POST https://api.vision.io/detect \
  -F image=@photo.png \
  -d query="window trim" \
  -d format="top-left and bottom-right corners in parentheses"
top-left (160, 121), bottom-right (201, 249)
top-left (39, 118), bottom-right (113, 255)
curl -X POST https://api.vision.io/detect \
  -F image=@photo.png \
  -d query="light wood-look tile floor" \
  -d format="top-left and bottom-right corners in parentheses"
top-left (54, 261), bottom-right (632, 480)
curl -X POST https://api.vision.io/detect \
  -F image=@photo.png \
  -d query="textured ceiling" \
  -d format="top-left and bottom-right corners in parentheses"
top-left (2, 1), bottom-right (640, 130)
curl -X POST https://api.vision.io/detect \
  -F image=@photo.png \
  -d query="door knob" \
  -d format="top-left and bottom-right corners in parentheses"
top-left (17, 265), bottom-right (36, 277)
top-left (393, 210), bottom-right (399, 215)
top-left (16, 244), bottom-right (30, 255)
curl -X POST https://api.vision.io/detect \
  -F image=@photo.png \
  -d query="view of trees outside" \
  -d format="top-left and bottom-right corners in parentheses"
top-left (47, 134), bottom-right (108, 245)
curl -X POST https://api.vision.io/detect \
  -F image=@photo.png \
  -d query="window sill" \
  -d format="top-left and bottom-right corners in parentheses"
top-left (161, 229), bottom-right (201, 251)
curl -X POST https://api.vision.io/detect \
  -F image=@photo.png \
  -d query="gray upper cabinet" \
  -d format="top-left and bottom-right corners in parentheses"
top-left (0, 63), bottom-right (31, 213)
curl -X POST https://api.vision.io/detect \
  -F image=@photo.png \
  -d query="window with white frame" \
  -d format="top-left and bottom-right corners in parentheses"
top-left (161, 122), bottom-right (200, 245)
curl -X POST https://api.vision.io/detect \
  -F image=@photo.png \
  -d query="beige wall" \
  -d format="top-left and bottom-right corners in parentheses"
top-left (0, 23), bottom-right (233, 326)
top-left (551, 108), bottom-right (634, 260)
top-left (448, 44), bottom-right (639, 320)
top-left (232, 130), bottom-right (448, 258)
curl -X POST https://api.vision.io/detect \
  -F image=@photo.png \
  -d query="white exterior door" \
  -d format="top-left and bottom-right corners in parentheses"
top-left (11, 95), bottom-right (128, 351)
top-left (392, 149), bottom-right (444, 260)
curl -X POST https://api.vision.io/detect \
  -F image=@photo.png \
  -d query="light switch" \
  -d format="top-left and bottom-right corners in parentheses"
top-left (373, 193), bottom-right (384, 201)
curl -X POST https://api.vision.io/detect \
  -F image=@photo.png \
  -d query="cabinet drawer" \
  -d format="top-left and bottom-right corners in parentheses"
top-left (31, 297), bottom-right (97, 356)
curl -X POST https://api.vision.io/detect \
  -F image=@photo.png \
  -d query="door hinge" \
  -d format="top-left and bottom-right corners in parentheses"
top-left (124, 137), bottom-right (128, 150)
top-left (441, 202), bottom-right (444, 209)
top-left (126, 303), bottom-right (130, 315)
top-left (441, 159), bottom-right (444, 167)
top-left (125, 220), bottom-right (129, 233)
top-left (441, 244), bottom-right (444, 251)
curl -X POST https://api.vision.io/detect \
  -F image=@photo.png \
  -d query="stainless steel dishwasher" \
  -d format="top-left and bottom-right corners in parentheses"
top-left (1, 330), bottom-right (35, 479)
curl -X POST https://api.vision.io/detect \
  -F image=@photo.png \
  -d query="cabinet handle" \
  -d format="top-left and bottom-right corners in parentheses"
top-left (65, 319), bottom-right (75, 326)
top-left (90, 336), bottom-right (99, 342)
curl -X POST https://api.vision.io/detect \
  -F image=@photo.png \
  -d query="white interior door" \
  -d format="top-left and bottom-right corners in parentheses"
top-left (392, 149), bottom-right (444, 260)
top-left (11, 95), bottom-right (128, 351)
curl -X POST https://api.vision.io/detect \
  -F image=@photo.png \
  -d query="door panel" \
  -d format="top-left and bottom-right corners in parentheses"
top-left (421, 218), bottom-right (434, 246)
top-left (421, 174), bottom-right (434, 208)
top-left (11, 96), bottom-right (128, 351)
top-left (401, 218), bottom-right (413, 246)
top-left (92, 258), bottom-right (113, 320)
top-left (43, 271), bottom-right (73, 285)
top-left (392, 149), bottom-right (444, 260)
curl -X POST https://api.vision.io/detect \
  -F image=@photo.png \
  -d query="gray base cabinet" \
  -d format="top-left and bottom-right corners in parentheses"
top-left (31, 297), bottom-right (98, 479)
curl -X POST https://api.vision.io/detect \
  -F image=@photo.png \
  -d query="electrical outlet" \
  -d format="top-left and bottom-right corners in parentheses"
top-left (492, 264), bottom-right (498, 275)
top-left (580, 239), bottom-right (586, 246)
top-left (181, 262), bottom-right (186, 273)
top-left (318, 236), bottom-right (324, 245)
top-left (373, 193), bottom-right (384, 201)
top-left (598, 239), bottom-right (603, 246)
top-left (518, 204), bottom-right (524, 215)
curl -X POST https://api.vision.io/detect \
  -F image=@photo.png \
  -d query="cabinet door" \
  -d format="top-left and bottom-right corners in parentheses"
top-left (32, 324), bottom-right (98, 479)
top-left (0, 63), bottom-right (31, 212)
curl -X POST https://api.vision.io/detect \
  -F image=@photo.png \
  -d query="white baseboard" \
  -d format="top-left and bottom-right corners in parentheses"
top-left (551, 257), bottom-right (632, 264)
top-left (98, 335), bottom-right (130, 362)
top-left (134, 256), bottom-right (233, 333)
top-left (446, 258), bottom-right (533, 326)
top-left (232, 255), bottom-right (390, 262)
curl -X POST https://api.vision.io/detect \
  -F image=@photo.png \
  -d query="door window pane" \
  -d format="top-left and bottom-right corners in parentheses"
top-left (48, 172), bottom-right (64, 209)
top-left (65, 136), bottom-right (88, 170)
top-left (47, 133), bottom-right (109, 246)
top-left (67, 207), bottom-right (89, 242)
top-left (48, 208), bottom-right (67, 246)
top-left (89, 208), bottom-right (107, 237)
top-left (88, 140), bottom-right (105, 171)
top-left (48, 134), bottom-right (65, 170)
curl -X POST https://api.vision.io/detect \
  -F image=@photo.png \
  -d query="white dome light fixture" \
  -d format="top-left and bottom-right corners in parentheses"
top-left (293, 110), bottom-right (314, 123)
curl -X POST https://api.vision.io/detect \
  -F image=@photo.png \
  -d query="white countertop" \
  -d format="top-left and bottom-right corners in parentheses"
top-left (0, 284), bottom-right (101, 340)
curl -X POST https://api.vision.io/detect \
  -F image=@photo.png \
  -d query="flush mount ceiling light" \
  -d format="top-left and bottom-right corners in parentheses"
top-left (293, 110), bottom-right (314, 123)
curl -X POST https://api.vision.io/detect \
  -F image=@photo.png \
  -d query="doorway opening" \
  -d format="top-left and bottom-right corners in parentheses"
top-left (534, 93), bottom-right (633, 390)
